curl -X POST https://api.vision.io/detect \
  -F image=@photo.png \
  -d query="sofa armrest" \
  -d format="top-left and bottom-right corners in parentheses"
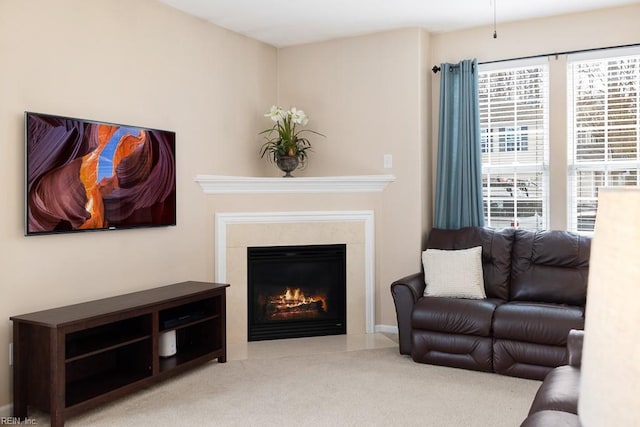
top-left (567, 329), bottom-right (584, 367)
top-left (390, 273), bottom-right (426, 355)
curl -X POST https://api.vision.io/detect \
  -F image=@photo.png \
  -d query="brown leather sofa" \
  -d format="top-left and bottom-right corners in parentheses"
top-left (521, 329), bottom-right (583, 426)
top-left (391, 227), bottom-right (591, 380)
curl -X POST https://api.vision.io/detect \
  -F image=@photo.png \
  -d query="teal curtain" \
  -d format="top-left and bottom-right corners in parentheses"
top-left (434, 59), bottom-right (484, 229)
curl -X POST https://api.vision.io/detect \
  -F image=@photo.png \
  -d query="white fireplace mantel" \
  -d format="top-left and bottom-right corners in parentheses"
top-left (194, 174), bottom-right (395, 194)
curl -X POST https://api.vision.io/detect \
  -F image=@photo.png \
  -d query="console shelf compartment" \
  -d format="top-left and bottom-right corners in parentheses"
top-left (11, 281), bottom-right (228, 427)
top-left (65, 315), bottom-right (151, 360)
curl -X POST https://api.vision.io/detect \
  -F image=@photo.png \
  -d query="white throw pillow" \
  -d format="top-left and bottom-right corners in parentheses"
top-left (422, 246), bottom-right (486, 299)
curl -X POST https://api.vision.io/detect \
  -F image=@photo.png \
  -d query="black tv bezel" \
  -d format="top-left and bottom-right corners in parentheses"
top-left (24, 111), bottom-right (177, 236)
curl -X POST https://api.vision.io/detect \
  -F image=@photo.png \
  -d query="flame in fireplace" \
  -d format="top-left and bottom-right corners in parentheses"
top-left (273, 287), bottom-right (327, 312)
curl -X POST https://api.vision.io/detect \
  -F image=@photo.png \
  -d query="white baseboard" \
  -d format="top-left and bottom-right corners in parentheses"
top-left (0, 403), bottom-right (12, 417)
top-left (375, 324), bottom-right (398, 334)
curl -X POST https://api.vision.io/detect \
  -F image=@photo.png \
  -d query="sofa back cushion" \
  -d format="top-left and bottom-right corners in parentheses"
top-left (510, 229), bottom-right (590, 306)
top-left (427, 227), bottom-right (515, 300)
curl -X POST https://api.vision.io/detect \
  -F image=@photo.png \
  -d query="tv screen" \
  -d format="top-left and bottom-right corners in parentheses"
top-left (25, 112), bottom-right (176, 235)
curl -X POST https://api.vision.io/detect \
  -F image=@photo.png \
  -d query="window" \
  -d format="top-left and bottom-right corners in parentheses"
top-left (479, 60), bottom-right (549, 231)
top-left (568, 48), bottom-right (640, 232)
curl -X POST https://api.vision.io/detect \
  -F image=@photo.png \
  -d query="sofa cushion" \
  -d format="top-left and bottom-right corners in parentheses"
top-left (528, 365), bottom-right (580, 415)
top-left (511, 230), bottom-right (590, 306)
top-left (493, 302), bottom-right (585, 345)
top-left (422, 246), bottom-right (486, 299)
top-left (493, 340), bottom-right (567, 380)
top-left (427, 227), bottom-right (514, 300)
top-left (412, 331), bottom-right (493, 372)
top-left (412, 297), bottom-right (503, 336)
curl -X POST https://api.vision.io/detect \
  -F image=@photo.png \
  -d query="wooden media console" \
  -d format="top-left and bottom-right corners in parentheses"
top-left (10, 281), bottom-right (228, 426)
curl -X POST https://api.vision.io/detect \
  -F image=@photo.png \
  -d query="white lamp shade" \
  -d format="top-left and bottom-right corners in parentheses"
top-left (579, 187), bottom-right (640, 425)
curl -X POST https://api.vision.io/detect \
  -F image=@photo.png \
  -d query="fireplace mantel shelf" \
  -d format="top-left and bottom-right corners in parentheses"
top-left (194, 174), bottom-right (396, 194)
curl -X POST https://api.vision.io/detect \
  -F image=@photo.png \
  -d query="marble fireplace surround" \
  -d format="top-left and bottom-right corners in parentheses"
top-left (214, 211), bottom-right (375, 344)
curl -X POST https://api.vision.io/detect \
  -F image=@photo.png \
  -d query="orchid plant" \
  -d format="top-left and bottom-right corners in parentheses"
top-left (259, 105), bottom-right (324, 165)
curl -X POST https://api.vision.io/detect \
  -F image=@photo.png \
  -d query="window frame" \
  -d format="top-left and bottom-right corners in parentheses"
top-left (478, 58), bottom-right (550, 231)
top-left (567, 46), bottom-right (640, 233)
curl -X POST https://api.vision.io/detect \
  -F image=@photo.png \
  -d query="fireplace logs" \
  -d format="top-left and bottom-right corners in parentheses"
top-left (266, 287), bottom-right (327, 320)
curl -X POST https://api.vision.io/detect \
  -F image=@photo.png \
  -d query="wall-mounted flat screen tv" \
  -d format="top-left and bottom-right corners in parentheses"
top-left (25, 112), bottom-right (176, 235)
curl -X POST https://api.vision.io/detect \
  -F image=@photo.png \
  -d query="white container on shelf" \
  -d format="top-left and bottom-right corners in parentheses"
top-left (159, 329), bottom-right (177, 357)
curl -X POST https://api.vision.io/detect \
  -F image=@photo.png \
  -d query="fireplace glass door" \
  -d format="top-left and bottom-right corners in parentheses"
top-left (247, 244), bottom-right (347, 341)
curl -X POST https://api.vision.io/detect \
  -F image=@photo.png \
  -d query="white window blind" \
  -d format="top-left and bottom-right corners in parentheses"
top-left (478, 60), bottom-right (549, 231)
top-left (568, 49), bottom-right (640, 232)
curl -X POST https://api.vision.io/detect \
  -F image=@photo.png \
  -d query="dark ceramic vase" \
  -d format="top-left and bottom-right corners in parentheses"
top-left (276, 155), bottom-right (299, 177)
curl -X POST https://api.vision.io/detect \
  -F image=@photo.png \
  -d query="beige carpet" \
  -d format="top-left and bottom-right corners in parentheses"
top-left (40, 347), bottom-right (539, 426)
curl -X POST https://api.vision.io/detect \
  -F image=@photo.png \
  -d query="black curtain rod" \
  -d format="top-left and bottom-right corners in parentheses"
top-left (431, 42), bottom-right (640, 74)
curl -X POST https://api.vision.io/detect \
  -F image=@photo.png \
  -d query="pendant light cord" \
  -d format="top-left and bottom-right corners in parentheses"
top-left (492, 0), bottom-right (497, 39)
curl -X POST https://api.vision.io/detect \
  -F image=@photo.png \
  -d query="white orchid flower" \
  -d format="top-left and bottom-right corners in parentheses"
top-left (290, 108), bottom-right (309, 126)
top-left (264, 105), bottom-right (285, 123)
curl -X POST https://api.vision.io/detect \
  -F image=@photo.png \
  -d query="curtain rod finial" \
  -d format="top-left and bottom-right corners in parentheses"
top-left (432, 65), bottom-right (441, 74)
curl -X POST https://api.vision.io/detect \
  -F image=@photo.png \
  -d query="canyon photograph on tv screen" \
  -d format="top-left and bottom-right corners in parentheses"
top-left (25, 112), bottom-right (176, 235)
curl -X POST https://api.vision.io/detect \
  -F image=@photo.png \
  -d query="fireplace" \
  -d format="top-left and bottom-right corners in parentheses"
top-left (247, 244), bottom-right (347, 341)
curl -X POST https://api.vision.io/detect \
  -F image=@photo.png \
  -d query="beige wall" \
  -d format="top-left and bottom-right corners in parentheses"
top-left (0, 0), bottom-right (276, 408)
top-left (430, 4), bottom-right (640, 229)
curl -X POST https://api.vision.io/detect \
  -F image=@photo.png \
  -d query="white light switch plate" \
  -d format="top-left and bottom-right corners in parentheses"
top-left (383, 154), bottom-right (392, 169)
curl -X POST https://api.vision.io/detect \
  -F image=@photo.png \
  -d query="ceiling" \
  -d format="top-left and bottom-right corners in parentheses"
top-left (157, 0), bottom-right (638, 47)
